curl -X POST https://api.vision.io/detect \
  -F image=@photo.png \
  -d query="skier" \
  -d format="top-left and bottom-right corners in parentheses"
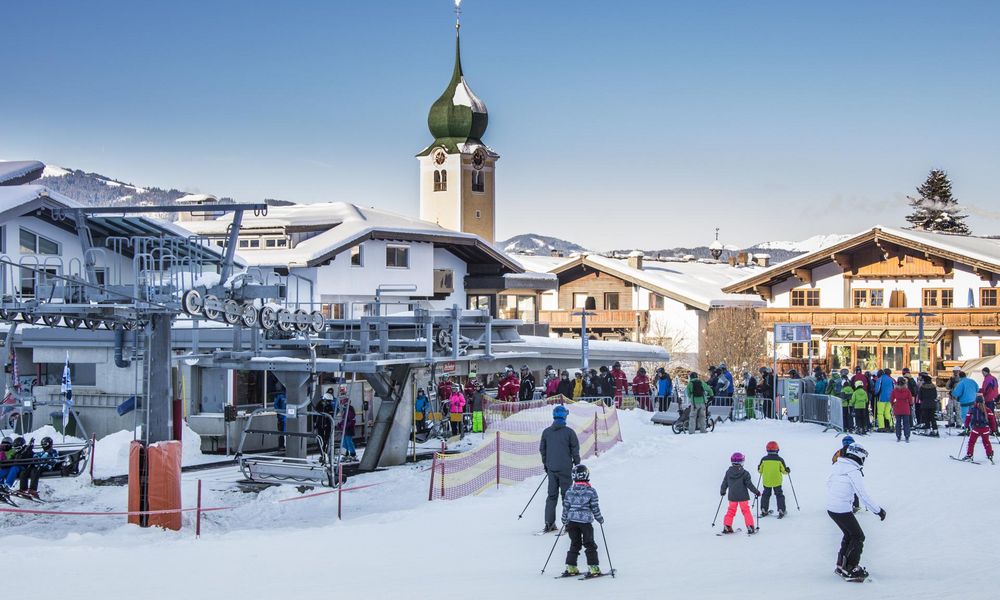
top-left (831, 435), bottom-right (861, 513)
top-left (815, 370), bottom-right (829, 395)
top-left (758, 367), bottom-right (774, 418)
top-left (720, 452), bottom-right (760, 534)
top-left (656, 368), bottom-right (673, 411)
top-left (890, 376), bottom-right (914, 443)
top-left (632, 367), bottom-right (652, 411)
top-left (916, 375), bottom-right (940, 437)
top-left (757, 441), bottom-right (790, 518)
top-left (448, 387), bottom-right (466, 437)
top-left (337, 395), bottom-right (358, 461)
top-left (950, 371), bottom-right (978, 429)
top-left (686, 372), bottom-right (712, 434)
top-left (414, 388), bottom-right (430, 434)
top-left (962, 397), bottom-right (997, 463)
top-left (597, 366), bottom-right (615, 405)
top-left (498, 366), bottom-right (520, 402)
top-left (0, 437), bottom-right (28, 488)
top-left (556, 371), bottom-right (575, 399)
top-left (544, 368), bottom-right (560, 397)
top-left (572, 372), bottom-right (585, 399)
top-left (559, 464), bottom-right (606, 578)
top-left (850, 381), bottom-right (870, 435)
top-left (519, 365), bottom-right (536, 402)
top-left (17, 436), bottom-right (59, 499)
top-left (539, 405), bottom-right (580, 534)
top-left (873, 368), bottom-right (894, 432)
top-left (436, 375), bottom-right (455, 405)
top-left (610, 362), bottom-right (629, 406)
top-left (718, 363), bottom-right (735, 397)
top-left (901, 368), bottom-right (919, 425)
top-left (827, 443), bottom-right (886, 581)
top-left (980, 367), bottom-right (998, 412)
top-left (835, 373), bottom-right (853, 432)
top-left (850, 367), bottom-right (869, 392)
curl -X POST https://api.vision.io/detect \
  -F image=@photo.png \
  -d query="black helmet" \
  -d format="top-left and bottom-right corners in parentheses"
top-left (12, 437), bottom-right (25, 448)
top-left (638, 367), bottom-right (646, 375)
top-left (40, 437), bottom-right (53, 450)
top-left (0, 437), bottom-right (10, 451)
top-left (689, 372), bottom-right (699, 380)
top-left (613, 361), bottom-right (621, 369)
top-left (572, 464), bottom-right (591, 482)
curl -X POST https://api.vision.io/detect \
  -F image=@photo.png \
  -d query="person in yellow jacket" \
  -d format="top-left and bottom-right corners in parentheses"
top-left (757, 441), bottom-right (790, 518)
top-left (572, 372), bottom-right (585, 399)
top-left (851, 381), bottom-right (870, 435)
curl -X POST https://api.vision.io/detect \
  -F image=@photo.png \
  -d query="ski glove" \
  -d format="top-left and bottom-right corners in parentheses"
top-left (877, 509), bottom-right (887, 521)
top-left (597, 517), bottom-right (605, 524)
top-left (784, 467), bottom-right (790, 474)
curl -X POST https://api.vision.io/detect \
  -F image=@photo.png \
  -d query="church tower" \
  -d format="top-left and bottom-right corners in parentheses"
top-left (417, 15), bottom-right (498, 243)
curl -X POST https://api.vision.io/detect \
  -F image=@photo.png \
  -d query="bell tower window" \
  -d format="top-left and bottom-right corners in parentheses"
top-left (472, 170), bottom-right (485, 193)
top-left (434, 170), bottom-right (447, 192)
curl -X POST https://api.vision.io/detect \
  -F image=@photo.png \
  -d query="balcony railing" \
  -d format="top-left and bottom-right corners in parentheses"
top-left (538, 309), bottom-right (648, 330)
top-left (756, 308), bottom-right (1000, 329)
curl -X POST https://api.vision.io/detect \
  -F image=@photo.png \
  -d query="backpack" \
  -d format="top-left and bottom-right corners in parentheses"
top-left (691, 381), bottom-right (705, 398)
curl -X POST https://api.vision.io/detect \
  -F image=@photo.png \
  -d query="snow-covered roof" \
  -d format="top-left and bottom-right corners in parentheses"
top-left (0, 161), bottom-right (45, 186)
top-left (175, 193), bottom-right (217, 204)
top-left (511, 254), bottom-right (574, 273)
top-left (498, 335), bottom-right (669, 362)
top-left (180, 201), bottom-right (521, 271)
top-left (724, 225), bottom-right (1000, 293)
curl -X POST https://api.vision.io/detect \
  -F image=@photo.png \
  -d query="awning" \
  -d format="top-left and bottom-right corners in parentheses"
top-left (822, 327), bottom-right (944, 344)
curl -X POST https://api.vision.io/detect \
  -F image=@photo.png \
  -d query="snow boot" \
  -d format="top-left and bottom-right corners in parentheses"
top-left (747, 525), bottom-right (757, 535)
top-left (961, 455), bottom-right (974, 462)
top-left (989, 455), bottom-right (996, 465)
top-left (760, 510), bottom-right (772, 518)
top-left (562, 565), bottom-right (580, 576)
top-left (541, 524), bottom-right (558, 534)
top-left (721, 525), bottom-right (734, 534)
top-left (588, 565), bottom-right (601, 576)
top-left (844, 566), bottom-right (869, 581)
top-left (778, 510), bottom-right (786, 519)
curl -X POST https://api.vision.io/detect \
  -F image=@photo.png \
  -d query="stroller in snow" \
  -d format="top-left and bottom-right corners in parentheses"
top-left (671, 404), bottom-right (716, 434)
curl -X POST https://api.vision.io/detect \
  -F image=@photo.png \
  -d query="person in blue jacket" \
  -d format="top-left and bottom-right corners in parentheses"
top-left (719, 364), bottom-right (735, 397)
top-left (273, 392), bottom-right (287, 449)
top-left (414, 388), bottom-right (431, 434)
top-left (950, 371), bottom-right (979, 427)
top-left (655, 368), bottom-right (673, 411)
top-left (874, 369), bottom-right (895, 431)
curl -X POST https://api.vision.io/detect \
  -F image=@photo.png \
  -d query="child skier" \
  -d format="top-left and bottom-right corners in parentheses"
top-left (560, 464), bottom-right (606, 578)
top-left (757, 441), bottom-right (790, 518)
top-left (827, 443), bottom-right (886, 581)
top-left (962, 397), bottom-right (997, 463)
top-left (850, 381), bottom-right (869, 435)
top-left (720, 452), bottom-right (761, 534)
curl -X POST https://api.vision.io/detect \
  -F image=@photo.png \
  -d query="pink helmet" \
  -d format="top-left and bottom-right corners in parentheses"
top-left (730, 452), bottom-right (745, 464)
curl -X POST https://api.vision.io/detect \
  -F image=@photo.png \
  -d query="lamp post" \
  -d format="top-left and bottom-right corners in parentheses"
top-left (573, 297), bottom-right (598, 373)
top-left (709, 228), bottom-right (723, 261)
top-left (905, 307), bottom-right (938, 373)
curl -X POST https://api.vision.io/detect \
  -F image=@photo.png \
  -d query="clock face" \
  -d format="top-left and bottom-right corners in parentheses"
top-left (433, 149), bottom-right (447, 165)
top-left (472, 149), bottom-right (485, 170)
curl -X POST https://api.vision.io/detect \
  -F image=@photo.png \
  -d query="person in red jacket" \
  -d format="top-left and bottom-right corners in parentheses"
top-left (981, 367), bottom-right (999, 411)
top-left (610, 361), bottom-right (630, 407)
top-left (963, 397), bottom-right (997, 463)
top-left (850, 366), bottom-right (869, 392)
top-left (890, 376), bottom-right (914, 443)
top-left (498, 365), bottom-right (521, 402)
top-left (632, 367), bottom-right (652, 411)
top-left (437, 376), bottom-right (454, 406)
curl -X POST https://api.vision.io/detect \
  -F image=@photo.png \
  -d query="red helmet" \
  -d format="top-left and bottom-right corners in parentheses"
top-left (730, 452), bottom-right (745, 464)
top-left (766, 441), bottom-right (779, 452)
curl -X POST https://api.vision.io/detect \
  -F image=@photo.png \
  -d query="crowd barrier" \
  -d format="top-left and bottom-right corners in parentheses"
top-left (428, 402), bottom-right (623, 501)
top-left (800, 393), bottom-right (844, 432)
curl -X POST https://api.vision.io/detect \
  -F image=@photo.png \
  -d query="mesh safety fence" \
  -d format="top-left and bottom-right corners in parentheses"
top-left (429, 401), bottom-right (623, 501)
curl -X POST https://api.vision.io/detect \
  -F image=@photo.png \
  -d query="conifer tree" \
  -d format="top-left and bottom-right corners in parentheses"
top-left (905, 169), bottom-right (970, 235)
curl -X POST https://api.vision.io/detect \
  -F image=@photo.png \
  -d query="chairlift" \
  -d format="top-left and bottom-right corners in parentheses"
top-left (235, 408), bottom-right (338, 487)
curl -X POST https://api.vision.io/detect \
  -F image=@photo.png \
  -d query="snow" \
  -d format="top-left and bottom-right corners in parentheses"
top-left (41, 164), bottom-right (70, 178)
top-left (755, 233), bottom-right (854, 253)
top-left (451, 77), bottom-right (487, 112)
top-left (7, 413), bottom-right (992, 598)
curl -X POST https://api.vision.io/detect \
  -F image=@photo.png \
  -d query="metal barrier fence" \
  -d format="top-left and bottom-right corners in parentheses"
top-left (800, 393), bottom-right (844, 432)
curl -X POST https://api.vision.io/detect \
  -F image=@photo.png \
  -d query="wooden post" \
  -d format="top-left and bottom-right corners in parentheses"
top-left (195, 479), bottom-right (202, 538)
top-left (428, 453), bottom-right (437, 502)
top-left (337, 462), bottom-right (344, 520)
top-left (495, 431), bottom-right (501, 488)
top-left (89, 433), bottom-right (97, 481)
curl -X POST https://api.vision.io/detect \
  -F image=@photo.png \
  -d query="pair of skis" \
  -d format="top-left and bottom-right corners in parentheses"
top-left (554, 569), bottom-right (615, 580)
top-left (716, 527), bottom-right (758, 536)
top-left (950, 455), bottom-right (994, 465)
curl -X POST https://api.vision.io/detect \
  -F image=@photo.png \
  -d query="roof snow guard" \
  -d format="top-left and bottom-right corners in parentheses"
top-left (0, 161), bottom-right (45, 186)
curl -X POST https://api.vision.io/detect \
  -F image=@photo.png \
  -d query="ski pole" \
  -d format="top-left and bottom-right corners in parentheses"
top-left (518, 473), bottom-right (548, 520)
top-left (540, 524), bottom-right (565, 574)
top-left (753, 474), bottom-right (762, 530)
top-left (711, 495), bottom-right (724, 527)
top-left (955, 433), bottom-right (966, 459)
top-left (599, 521), bottom-right (615, 578)
top-left (787, 473), bottom-right (801, 511)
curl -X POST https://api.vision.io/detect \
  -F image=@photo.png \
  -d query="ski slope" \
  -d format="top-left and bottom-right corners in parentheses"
top-left (6, 412), bottom-right (994, 599)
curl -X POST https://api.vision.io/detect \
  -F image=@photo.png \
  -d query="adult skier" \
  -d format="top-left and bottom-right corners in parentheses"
top-left (873, 368), bottom-right (895, 432)
top-left (539, 405), bottom-right (580, 534)
top-left (655, 367), bottom-right (673, 411)
top-left (610, 362), bottom-right (629, 406)
top-left (916, 375), bottom-right (940, 437)
top-left (826, 443), bottom-right (886, 582)
top-left (950, 370), bottom-right (978, 427)
top-left (685, 372), bottom-right (712, 434)
top-left (519, 365), bottom-right (536, 402)
top-left (556, 371), bottom-right (575, 399)
top-left (632, 367), bottom-right (652, 410)
top-left (980, 367), bottom-right (998, 411)
top-left (498, 366), bottom-right (520, 402)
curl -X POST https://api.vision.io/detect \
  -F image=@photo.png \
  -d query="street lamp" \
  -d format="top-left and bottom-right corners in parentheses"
top-left (573, 297), bottom-right (598, 372)
top-left (709, 228), bottom-right (724, 261)
top-left (905, 307), bottom-right (938, 373)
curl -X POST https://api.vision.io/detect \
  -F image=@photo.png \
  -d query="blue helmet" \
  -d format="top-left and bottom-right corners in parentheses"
top-left (842, 435), bottom-right (855, 447)
top-left (552, 405), bottom-right (569, 420)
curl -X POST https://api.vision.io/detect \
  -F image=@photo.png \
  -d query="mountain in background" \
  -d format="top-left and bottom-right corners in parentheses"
top-left (500, 233), bottom-right (590, 256)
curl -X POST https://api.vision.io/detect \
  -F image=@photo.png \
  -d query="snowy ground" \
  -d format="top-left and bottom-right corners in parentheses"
top-left (7, 412), bottom-right (994, 599)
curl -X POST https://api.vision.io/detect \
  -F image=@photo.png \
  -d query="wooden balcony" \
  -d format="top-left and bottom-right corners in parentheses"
top-left (538, 309), bottom-right (648, 330)
top-left (756, 308), bottom-right (1000, 329)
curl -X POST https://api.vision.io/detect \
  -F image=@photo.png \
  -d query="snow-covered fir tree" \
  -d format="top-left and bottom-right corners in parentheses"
top-left (905, 169), bottom-right (970, 235)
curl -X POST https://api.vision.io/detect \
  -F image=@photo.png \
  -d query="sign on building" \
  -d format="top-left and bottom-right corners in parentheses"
top-left (774, 323), bottom-right (812, 343)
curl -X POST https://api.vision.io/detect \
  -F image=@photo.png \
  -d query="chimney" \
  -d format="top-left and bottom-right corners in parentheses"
top-left (737, 251), bottom-right (748, 266)
top-left (755, 254), bottom-right (771, 268)
top-left (627, 250), bottom-right (644, 270)
top-left (728, 255), bottom-right (737, 266)
top-left (550, 249), bottom-right (564, 258)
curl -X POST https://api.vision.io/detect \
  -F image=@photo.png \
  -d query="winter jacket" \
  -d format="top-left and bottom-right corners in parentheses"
top-left (757, 452), bottom-right (788, 488)
top-left (917, 383), bottom-right (938, 410)
top-left (964, 405), bottom-right (998, 431)
top-left (851, 388), bottom-right (869, 410)
top-left (720, 465), bottom-right (760, 502)
top-left (875, 374), bottom-right (894, 403)
top-left (745, 375), bottom-right (757, 397)
top-left (686, 379), bottom-right (712, 406)
top-left (904, 376), bottom-right (919, 399)
top-left (561, 482), bottom-right (603, 525)
top-left (851, 373), bottom-right (869, 391)
top-left (519, 373), bottom-right (537, 402)
top-left (545, 377), bottom-right (560, 397)
top-left (437, 381), bottom-right (454, 402)
top-left (415, 393), bottom-right (430, 415)
top-left (273, 393), bottom-right (286, 427)
top-left (338, 404), bottom-right (357, 437)
top-left (572, 379), bottom-right (584, 399)
top-left (951, 377), bottom-right (979, 407)
top-left (632, 374), bottom-right (652, 396)
top-left (890, 387), bottom-right (913, 417)
top-left (611, 368), bottom-right (630, 397)
top-left (539, 421), bottom-right (580, 474)
top-left (598, 373), bottom-right (616, 397)
top-left (448, 391), bottom-right (466, 414)
top-left (556, 378), bottom-right (575, 398)
top-left (981, 374), bottom-right (999, 404)
top-left (829, 374), bottom-right (844, 397)
top-left (759, 373), bottom-right (774, 398)
top-left (33, 448), bottom-right (61, 471)
top-left (826, 457), bottom-right (881, 514)
top-left (815, 377), bottom-right (828, 395)
top-left (657, 374), bottom-right (673, 398)
top-left (718, 371), bottom-right (735, 396)
top-left (498, 374), bottom-right (520, 402)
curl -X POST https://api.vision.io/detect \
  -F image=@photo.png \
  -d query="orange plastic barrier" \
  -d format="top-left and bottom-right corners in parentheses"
top-left (127, 440), bottom-right (183, 531)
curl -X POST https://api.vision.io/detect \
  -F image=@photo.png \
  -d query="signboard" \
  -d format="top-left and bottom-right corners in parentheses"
top-left (784, 380), bottom-right (801, 419)
top-left (441, 361), bottom-right (456, 374)
top-left (285, 407), bottom-right (297, 418)
top-left (774, 323), bottom-right (812, 343)
top-left (582, 336), bottom-right (590, 370)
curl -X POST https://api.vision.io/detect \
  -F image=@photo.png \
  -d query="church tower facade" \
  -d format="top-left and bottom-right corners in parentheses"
top-left (417, 19), bottom-right (498, 243)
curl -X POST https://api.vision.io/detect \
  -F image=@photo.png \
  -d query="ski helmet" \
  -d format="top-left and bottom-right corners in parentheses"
top-left (844, 444), bottom-right (868, 465)
top-left (730, 452), bottom-right (745, 464)
top-left (765, 441), bottom-right (779, 452)
top-left (572, 463), bottom-right (591, 482)
top-left (40, 437), bottom-right (53, 450)
top-left (552, 405), bottom-right (569, 420)
top-left (638, 367), bottom-right (646, 375)
top-left (842, 435), bottom-right (855, 447)
top-left (0, 437), bottom-right (10, 451)
top-left (12, 437), bottom-right (25, 448)
top-left (854, 380), bottom-right (864, 388)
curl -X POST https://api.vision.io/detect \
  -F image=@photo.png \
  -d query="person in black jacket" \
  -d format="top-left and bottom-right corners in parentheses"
top-left (917, 374), bottom-right (939, 436)
top-left (519, 365), bottom-right (536, 402)
top-left (556, 371), bottom-right (575, 399)
top-left (539, 405), bottom-right (581, 533)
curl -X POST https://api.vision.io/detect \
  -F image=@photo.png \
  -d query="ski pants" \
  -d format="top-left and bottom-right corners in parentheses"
top-left (960, 404), bottom-right (973, 424)
top-left (545, 470), bottom-right (572, 528)
top-left (894, 415), bottom-right (912, 440)
top-left (920, 406), bottom-right (938, 431)
top-left (967, 427), bottom-right (994, 458)
top-left (829, 510), bottom-right (865, 570)
top-left (842, 406), bottom-right (853, 431)
top-left (688, 404), bottom-right (707, 433)
top-left (723, 500), bottom-right (754, 528)
top-left (564, 521), bottom-right (599, 567)
top-left (18, 465), bottom-right (51, 492)
top-left (1, 466), bottom-right (22, 487)
top-left (946, 398), bottom-right (961, 426)
top-left (853, 408), bottom-right (868, 432)
top-left (876, 402), bottom-right (893, 430)
top-left (761, 485), bottom-right (785, 513)
top-left (341, 435), bottom-right (356, 456)
top-left (656, 395), bottom-right (672, 412)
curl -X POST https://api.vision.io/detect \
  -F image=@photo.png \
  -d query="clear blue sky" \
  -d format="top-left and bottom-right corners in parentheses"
top-left (2, 0), bottom-right (997, 249)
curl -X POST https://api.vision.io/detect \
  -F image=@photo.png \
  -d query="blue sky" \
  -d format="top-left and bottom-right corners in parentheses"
top-left (1, 0), bottom-right (997, 249)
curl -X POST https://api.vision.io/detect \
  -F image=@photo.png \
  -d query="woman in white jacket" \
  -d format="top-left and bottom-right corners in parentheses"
top-left (826, 444), bottom-right (886, 581)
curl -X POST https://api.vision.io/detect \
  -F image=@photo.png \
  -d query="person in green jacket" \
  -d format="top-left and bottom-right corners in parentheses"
top-left (686, 372), bottom-right (712, 434)
top-left (850, 381), bottom-right (870, 434)
top-left (757, 441), bottom-right (790, 518)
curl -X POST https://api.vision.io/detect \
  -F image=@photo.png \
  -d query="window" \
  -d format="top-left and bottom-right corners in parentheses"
top-left (475, 210), bottom-right (481, 219)
top-left (386, 245), bottom-right (409, 268)
top-left (19, 228), bottom-right (59, 255)
top-left (321, 303), bottom-right (346, 320)
top-left (983, 341), bottom-right (999, 357)
top-left (791, 288), bottom-right (820, 307)
top-left (852, 288), bottom-right (884, 308)
top-left (500, 294), bottom-right (536, 323)
top-left (468, 295), bottom-right (493, 314)
top-left (472, 170), bottom-right (485, 193)
top-left (350, 245), bottom-right (363, 267)
top-left (249, 239), bottom-right (260, 248)
top-left (433, 170), bottom-right (447, 192)
top-left (981, 288), bottom-right (998, 307)
top-left (790, 340), bottom-right (820, 359)
top-left (434, 269), bottom-right (454, 294)
top-left (651, 294), bottom-right (665, 310)
top-left (266, 239), bottom-right (276, 248)
top-left (238, 239), bottom-right (249, 248)
top-left (572, 293), bottom-right (591, 309)
top-left (40, 362), bottom-right (96, 387)
top-left (19, 266), bottom-right (58, 299)
top-left (604, 292), bottom-right (620, 310)
top-left (922, 288), bottom-right (953, 308)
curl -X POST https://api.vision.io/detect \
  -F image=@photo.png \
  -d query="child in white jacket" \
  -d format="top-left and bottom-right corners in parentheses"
top-left (826, 444), bottom-right (886, 581)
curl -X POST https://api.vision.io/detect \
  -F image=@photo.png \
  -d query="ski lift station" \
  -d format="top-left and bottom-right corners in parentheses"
top-left (0, 163), bottom-right (666, 485)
